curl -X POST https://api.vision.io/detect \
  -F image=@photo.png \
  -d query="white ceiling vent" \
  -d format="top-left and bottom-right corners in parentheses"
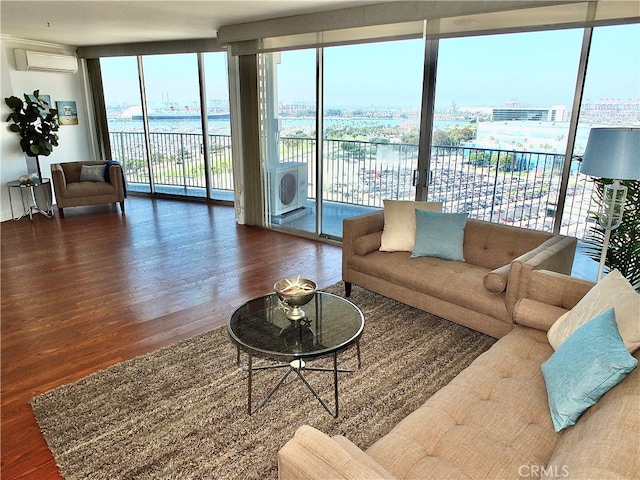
top-left (14, 49), bottom-right (78, 74)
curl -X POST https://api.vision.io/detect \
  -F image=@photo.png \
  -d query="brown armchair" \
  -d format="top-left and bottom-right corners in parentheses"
top-left (51, 161), bottom-right (125, 217)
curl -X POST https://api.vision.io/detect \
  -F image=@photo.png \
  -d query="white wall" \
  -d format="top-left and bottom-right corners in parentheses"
top-left (1, 36), bottom-right (97, 222)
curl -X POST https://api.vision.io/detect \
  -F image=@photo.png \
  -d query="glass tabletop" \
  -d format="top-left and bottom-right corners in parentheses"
top-left (228, 291), bottom-right (364, 360)
top-left (7, 178), bottom-right (50, 187)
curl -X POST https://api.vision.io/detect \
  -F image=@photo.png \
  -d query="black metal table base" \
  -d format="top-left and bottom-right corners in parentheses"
top-left (237, 342), bottom-right (361, 418)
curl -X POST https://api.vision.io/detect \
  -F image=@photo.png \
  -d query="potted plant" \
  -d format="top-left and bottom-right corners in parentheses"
top-left (5, 90), bottom-right (59, 182)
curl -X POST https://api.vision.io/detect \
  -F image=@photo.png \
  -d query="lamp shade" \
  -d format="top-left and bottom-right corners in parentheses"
top-left (580, 127), bottom-right (640, 180)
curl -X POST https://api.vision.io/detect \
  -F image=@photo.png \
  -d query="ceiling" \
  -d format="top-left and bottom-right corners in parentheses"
top-left (0, 0), bottom-right (389, 47)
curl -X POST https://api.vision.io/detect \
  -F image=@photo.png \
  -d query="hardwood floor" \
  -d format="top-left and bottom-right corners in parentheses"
top-left (0, 197), bottom-right (342, 479)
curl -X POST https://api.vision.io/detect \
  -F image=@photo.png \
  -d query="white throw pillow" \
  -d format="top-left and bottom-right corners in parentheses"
top-left (547, 269), bottom-right (640, 353)
top-left (379, 200), bottom-right (442, 252)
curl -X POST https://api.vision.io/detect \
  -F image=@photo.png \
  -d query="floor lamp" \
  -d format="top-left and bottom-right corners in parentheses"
top-left (580, 127), bottom-right (640, 281)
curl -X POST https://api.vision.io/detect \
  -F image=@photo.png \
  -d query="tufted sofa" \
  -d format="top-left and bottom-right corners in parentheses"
top-left (51, 161), bottom-right (125, 217)
top-left (278, 270), bottom-right (640, 479)
top-left (343, 209), bottom-right (577, 338)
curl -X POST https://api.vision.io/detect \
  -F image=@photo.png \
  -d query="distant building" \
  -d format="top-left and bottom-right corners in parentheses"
top-left (457, 102), bottom-right (570, 122)
top-left (491, 105), bottom-right (567, 122)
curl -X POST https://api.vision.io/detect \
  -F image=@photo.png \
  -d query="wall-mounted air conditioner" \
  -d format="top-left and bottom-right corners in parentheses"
top-left (270, 162), bottom-right (308, 216)
top-left (14, 49), bottom-right (78, 74)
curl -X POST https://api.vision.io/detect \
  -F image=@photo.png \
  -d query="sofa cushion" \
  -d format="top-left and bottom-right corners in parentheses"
top-left (66, 181), bottom-right (117, 198)
top-left (348, 251), bottom-right (511, 323)
top-left (379, 200), bottom-right (442, 252)
top-left (547, 269), bottom-right (640, 353)
top-left (541, 308), bottom-right (637, 432)
top-left (411, 211), bottom-right (468, 261)
top-left (80, 164), bottom-right (106, 182)
top-left (366, 327), bottom-right (557, 479)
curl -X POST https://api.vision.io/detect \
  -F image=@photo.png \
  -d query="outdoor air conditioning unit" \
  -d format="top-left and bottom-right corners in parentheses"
top-left (270, 162), bottom-right (308, 216)
top-left (14, 49), bottom-right (78, 74)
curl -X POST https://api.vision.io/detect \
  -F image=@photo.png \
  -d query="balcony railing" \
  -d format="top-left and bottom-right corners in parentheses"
top-left (109, 132), bottom-right (234, 192)
top-left (109, 131), bottom-right (596, 239)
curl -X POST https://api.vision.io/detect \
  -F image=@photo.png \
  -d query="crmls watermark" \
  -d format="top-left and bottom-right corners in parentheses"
top-left (519, 465), bottom-right (570, 478)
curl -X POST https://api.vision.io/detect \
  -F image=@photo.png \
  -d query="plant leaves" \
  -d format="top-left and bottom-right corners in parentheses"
top-left (5, 91), bottom-right (59, 157)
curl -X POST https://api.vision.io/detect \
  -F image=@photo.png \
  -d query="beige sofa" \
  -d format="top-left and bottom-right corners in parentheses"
top-left (343, 210), bottom-right (577, 338)
top-left (278, 270), bottom-right (640, 479)
top-left (51, 161), bottom-right (125, 217)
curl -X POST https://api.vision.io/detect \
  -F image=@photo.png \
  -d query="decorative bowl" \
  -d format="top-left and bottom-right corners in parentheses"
top-left (274, 277), bottom-right (317, 321)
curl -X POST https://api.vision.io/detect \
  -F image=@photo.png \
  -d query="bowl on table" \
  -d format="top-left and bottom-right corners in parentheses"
top-left (274, 277), bottom-right (317, 322)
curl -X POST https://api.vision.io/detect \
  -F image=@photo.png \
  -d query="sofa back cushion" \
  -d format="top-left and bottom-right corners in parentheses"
top-left (60, 161), bottom-right (106, 184)
top-left (464, 219), bottom-right (553, 270)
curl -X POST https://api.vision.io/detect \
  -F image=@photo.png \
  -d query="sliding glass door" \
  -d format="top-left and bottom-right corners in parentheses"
top-left (142, 54), bottom-right (205, 197)
top-left (564, 23), bottom-right (640, 238)
top-left (321, 39), bottom-right (425, 238)
top-left (427, 29), bottom-right (583, 233)
top-left (262, 49), bottom-right (317, 233)
top-left (260, 38), bottom-right (425, 239)
top-left (100, 52), bottom-right (233, 199)
top-left (203, 52), bottom-right (234, 201)
top-left (101, 56), bottom-right (151, 193)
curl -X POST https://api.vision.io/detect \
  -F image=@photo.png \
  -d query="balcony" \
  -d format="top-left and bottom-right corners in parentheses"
top-left (109, 132), bottom-right (597, 241)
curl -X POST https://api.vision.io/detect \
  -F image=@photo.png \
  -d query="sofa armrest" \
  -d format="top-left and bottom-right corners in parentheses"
top-left (513, 270), bottom-right (594, 331)
top-left (107, 164), bottom-right (125, 197)
top-left (278, 425), bottom-right (396, 480)
top-left (513, 299), bottom-right (569, 331)
top-left (51, 163), bottom-right (67, 196)
top-left (523, 269), bottom-right (593, 309)
top-left (504, 235), bottom-right (577, 315)
top-left (342, 211), bottom-right (384, 279)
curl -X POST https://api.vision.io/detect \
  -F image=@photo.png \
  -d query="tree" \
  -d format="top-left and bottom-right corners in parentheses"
top-left (497, 153), bottom-right (516, 172)
top-left (433, 124), bottom-right (477, 147)
top-left (469, 151), bottom-right (492, 166)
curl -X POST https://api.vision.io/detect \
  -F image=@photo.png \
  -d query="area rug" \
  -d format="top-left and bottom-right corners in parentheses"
top-left (31, 283), bottom-right (496, 480)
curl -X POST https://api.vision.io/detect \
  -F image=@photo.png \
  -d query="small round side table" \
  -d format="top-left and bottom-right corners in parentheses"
top-left (7, 178), bottom-right (54, 221)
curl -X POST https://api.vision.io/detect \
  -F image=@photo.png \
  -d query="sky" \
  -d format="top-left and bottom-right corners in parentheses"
top-left (101, 23), bottom-right (639, 112)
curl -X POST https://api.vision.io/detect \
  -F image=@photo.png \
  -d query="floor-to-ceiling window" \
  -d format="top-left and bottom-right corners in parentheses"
top-left (260, 38), bottom-right (425, 238)
top-left (321, 39), bottom-right (425, 238)
top-left (93, 5), bottom-right (638, 242)
top-left (99, 51), bottom-right (233, 199)
top-left (142, 53), bottom-right (205, 197)
top-left (261, 49), bottom-right (317, 233)
top-left (427, 29), bottom-right (583, 233)
top-left (101, 56), bottom-right (151, 193)
top-left (563, 23), bottom-right (640, 238)
top-left (203, 52), bottom-right (234, 201)
top-left (254, 19), bottom-right (638, 241)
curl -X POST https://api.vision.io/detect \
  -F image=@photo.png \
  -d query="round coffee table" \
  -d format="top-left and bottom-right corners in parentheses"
top-left (228, 291), bottom-right (364, 417)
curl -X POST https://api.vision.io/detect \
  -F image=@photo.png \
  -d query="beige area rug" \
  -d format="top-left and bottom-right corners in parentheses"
top-left (31, 283), bottom-right (496, 480)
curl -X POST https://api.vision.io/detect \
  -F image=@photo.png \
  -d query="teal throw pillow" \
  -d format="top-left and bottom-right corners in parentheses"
top-left (541, 308), bottom-right (637, 432)
top-left (411, 210), bottom-right (468, 261)
top-left (80, 164), bottom-right (106, 182)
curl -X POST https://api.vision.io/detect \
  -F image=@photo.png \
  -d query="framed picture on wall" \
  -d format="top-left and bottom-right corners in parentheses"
top-left (56, 101), bottom-right (78, 125)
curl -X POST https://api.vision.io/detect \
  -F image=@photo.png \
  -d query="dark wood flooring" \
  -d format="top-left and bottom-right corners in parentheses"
top-left (1, 197), bottom-right (342, 479)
